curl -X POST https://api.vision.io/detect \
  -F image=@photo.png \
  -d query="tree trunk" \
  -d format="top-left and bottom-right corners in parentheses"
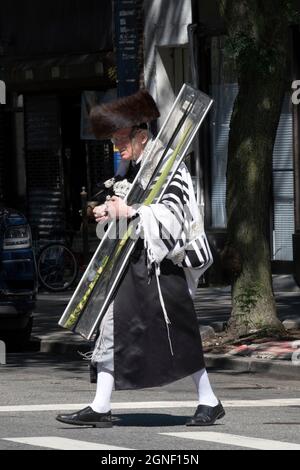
top-left (219, 0), bottom-right (290, 336)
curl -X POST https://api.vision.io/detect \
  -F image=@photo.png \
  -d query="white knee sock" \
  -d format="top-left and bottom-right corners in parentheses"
top-left (90, 364), bottom-right (114, 413)
top-left (192, 368), bottom-right (219, 407)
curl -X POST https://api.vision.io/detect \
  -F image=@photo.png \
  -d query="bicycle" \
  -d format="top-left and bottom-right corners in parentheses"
top-left (34, 229), bottom-right (79, 292)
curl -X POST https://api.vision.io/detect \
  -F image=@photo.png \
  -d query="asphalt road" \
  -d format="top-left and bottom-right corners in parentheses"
top-left (1, 351), bottom-right (300, 451)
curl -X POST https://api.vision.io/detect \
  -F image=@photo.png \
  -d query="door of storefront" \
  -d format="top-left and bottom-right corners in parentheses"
top-left (24, 94), bottom-right (65, 242)
top-left (24, 93), bottom-right (114, 241)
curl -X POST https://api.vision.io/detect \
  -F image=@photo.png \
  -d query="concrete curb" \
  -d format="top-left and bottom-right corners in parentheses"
top-left (35, 336), bottom-right (300, 381)
top-left (205, 353), bottom-right (300, 380)
top-left (33, 336), bottom-right (93, 356)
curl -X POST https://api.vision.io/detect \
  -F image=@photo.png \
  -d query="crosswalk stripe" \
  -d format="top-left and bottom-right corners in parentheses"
top-left (161, 432), bottom-right (300, 450)
top-left (1, 398), bottom-right (300, 413)
top-left (3, 437), bottom-right (133, 451)
top-left (4, 432), bottom-right (300, 451)
top-left (224, 398), bottom-right (300, 407)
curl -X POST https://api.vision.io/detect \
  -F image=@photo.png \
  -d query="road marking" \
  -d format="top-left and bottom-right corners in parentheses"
top-left (0, 404), bottom-right (88, 412)
top-left (224, 398), bottom-right (300, 407)
top-left (3, 436), bottom-right (132, 450)
top-left (161, 432), bottom-right (300, 450)
top-left (1, 398), bottom-right (300, 413)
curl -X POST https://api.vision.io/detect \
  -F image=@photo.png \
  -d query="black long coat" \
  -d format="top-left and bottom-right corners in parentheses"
top-left (113, 240), bottom-right (205, 390)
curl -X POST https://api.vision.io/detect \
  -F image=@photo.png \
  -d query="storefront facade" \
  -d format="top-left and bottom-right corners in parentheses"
top-left (0, 0), bottom-right (115, 241)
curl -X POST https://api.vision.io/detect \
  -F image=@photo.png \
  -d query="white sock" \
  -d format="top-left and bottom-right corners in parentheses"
top-left (192, 368), bottom-right (219, 407)
top-left (90, 365), bottom-right (114, 413)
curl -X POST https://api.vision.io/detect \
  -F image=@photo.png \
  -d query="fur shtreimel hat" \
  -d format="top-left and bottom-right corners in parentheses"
top-left (89, 89), bottom-right (160, 139)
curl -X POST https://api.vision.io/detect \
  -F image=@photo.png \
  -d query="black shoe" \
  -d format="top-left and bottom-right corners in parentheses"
top-left (56, 406), bottom-right (113, 428)
top-left (186, 401), bottom-right (225, 426)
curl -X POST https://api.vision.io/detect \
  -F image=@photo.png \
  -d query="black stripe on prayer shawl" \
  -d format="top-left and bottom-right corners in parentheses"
top-left (182, 249), bottom-right (203, 268)
top-left (181, 236), bottom-right (211, 269)
top-left (158, 220), bottom-right (163, 240)
top-left (158, 222), bottom-right (174, 251)
top-left (195, 238), bottom-right (209, 264)
top-left (182, 248), bottom-right (204, 268)
top-left (196, 244), bottom-right (208, 265)
top-left (162, 203), bottom-right (185, 230)
top-left (162, 195), bottom-right (185, 218)
top-left (172, 172), bottom-right (190, 203)
top-left (163, 202), bottom-right (185, 228)
top-left (169, 182), bottom-right (190, 206)
top-left (162, 192), bottom-right (185, 214)
top-left (197, 236), bottom-right (209, 257)
top-left (179, 238), bottom-right (184, 248)
top-left (182, 256), bottom-right (191, 268)
top-left (172, 176), bottom-right (189, 191)
top-left (182, 204), bottom-right (193, 223)
top-left (165, 183), bottom-right (185, 205)
top-left (162, 227), bottom-right (176, 248)
top-left (162, 196), bottom-right (184, 215)
top-left (182, 187), bottom-right (190, 205)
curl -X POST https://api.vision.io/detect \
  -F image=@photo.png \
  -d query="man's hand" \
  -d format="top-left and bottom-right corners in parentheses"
top-left (93, 203), bottom-right (109, 224)
top-left (93, 197), bottom-right (135, 223)
top-left (87, 201), bottom-right (99, 219)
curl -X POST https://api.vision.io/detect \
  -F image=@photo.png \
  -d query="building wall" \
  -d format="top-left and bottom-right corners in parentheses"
top-left (0, 0), bottom-right (113, 57)
top-left (0, 2), bottom-right (115, 238)
top-left (0, 108), bottom-right (5, 201)
top-left (144, 0), bottom-right (192, 124)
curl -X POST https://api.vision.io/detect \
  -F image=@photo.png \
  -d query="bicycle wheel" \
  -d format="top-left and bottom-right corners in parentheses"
top-left (37, 242), bottom-right (79, 292)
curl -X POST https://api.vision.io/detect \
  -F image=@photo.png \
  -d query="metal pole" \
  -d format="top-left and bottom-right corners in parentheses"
top-left (292, 26), bottom-right (300, 287)
top-left (80, 186), bottom-right (89, 265)
top-left (0, 340), bottom-right (6, 365)
top-left (188, 23), bottom-right (204, 206)
top-left (293, 29), bottom-right (300, 232)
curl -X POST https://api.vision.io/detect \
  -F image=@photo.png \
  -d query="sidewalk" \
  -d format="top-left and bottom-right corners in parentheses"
top-left (32, 275), bottom-right (300, 380)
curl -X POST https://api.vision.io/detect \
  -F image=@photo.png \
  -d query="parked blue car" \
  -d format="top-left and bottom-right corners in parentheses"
top-left (0, 207), bottom-right (37, 345)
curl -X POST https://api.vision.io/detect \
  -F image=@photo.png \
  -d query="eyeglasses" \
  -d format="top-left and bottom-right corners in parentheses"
top-left (110, 135), bottom-right (130, 146)
top-left (110, 128), bottom-right (141, 146)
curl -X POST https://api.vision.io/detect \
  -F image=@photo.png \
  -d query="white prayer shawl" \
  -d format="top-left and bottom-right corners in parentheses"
top-left (113, 138), bottom-right (213, 356)
top-left (137, 163), bottom-right (213, 297)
